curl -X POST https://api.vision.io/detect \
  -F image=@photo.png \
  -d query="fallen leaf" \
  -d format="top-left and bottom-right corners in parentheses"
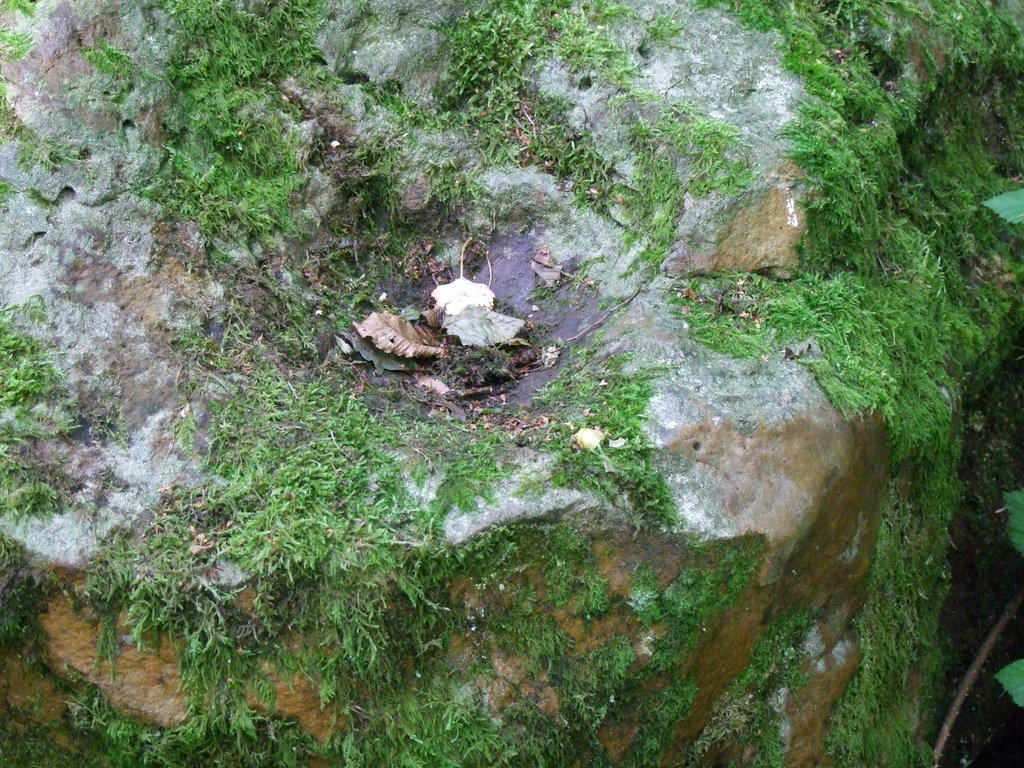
top-left (574, 427), bottom-right (605, 451)
top-left (422, 305), bottom-right (445, 328)
top-left (414, 374), bottom-right (451, 395)
top-left (443, 306), bottom-right (525, 347)
top-left (335, 335), bottom-right (354, 355)
top-left (531, 248), bottom-right (563, 287)
top-left (541, 345), bottom-right (561, 368)
top-left (353, 312), bottom-right (442, 358)
top-left (431, 277), bottom-right (495, 316)
top-left (608, 437), bottom-right (627, 449)
top-left (344, 332), bottom-right (417, 373)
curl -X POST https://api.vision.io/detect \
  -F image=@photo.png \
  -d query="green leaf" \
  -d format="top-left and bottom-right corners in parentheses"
top-left (995, 659), bottom-right (1024, 707)
top-left (983, 188), bottom-right (1024, 224)
top-left (443, 306), bottom-right (525, 347)
top-left (1007, 490), bottom-right (1024, 556)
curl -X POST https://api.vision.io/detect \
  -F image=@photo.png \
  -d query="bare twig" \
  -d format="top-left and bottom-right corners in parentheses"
top-left (563, 285), bottom-right (644, 344)
top-left (453, 385), bottom-right (505, 399)
top-left (459, 237), bottom-right (472, 279)
top-left (933, 581), bottom-right (1024, 767)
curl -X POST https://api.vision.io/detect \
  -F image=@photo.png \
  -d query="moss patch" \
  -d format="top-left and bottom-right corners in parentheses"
top-left (0, 304), bottom-right (71, 518)
top-left (688, 611), bottom-right (815, 766)
top-left (156, 0), bottom-right (325, 244)
top-left (679, 0), bottom-right (1024, 764)
top-left (0, 533), bottom-right (47, 647)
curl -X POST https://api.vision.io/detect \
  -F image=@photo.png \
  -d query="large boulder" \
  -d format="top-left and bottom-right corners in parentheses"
top-left (1, 0), bottom-right (1022, 766)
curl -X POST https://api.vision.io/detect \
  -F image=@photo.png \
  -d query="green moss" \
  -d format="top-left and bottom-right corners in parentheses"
top-left (0, 304), bottom-right (70, 518)
top-left (675, 264), bottom-right (972, 461)
top-left (1, 0), bottom-right (35, 14)
top-left (532, 353), bottom-right (676, 527)
top-left (82, 41), bottom-right (135, 105)
top-left (0, 717), bottom-right (102, 768)
top-left (689, 611), bottom-right (815, 767)
top-left (0, 28), bottom-right (32, 61)
top-left (826, 458), bottom-right (958, 768)
top-left (157, 0), bottom-right (325, 244)
top-left (646, 541), bottom-right (763, 673)
top-left (679, 0), bottom-right (1024, 764)
top-left (429, 437), bottom-right (510, 518)
top-left (82, 42), bottom-right (132, 77)
top-left (69, 684), bottom-right (315, 768)
top-left (648, 14), bottom-right (686, 44)
top-left (0, 84), bottom-right (15, 146)
top-left (674, 0), bottom-right (1024, 458)
top-left (553, 4), bottom-right (639, 88)
top-left (429, 0), bottom-right (751, 218)
top-left (623, 108), bottom-right (754, 263)
top-left (0, 533), bottom-right (47, 647)
top-left (0, 73), bottom-right (77, 168)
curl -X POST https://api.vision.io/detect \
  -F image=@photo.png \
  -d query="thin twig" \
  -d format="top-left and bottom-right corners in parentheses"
top-left (563, 285), bottom-right (644, 344)
top-left (933, 581), bottom-right (1024, 767)
top-left (459, 237), bottom-right (472, 279)
top-left (453, 385), bottom-right (505, 399)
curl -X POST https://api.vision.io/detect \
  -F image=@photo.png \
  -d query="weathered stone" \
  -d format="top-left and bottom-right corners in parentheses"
top-left (35, 588), bottom-right (345, 742)
top-left (784, 631), bottom-right (862, 767)
top-left (0, 648), bottom-right (68, 726)
top-left (665, 162), bottom-right (809, 277)
top-left (444, 449), bottom-right (617, 543)
top-left (0, 0), bottom-right (208, 565)
top-left (2, 0), bottom-right (1017, 763)
top-left (39, 591), bottom-right (188, 727)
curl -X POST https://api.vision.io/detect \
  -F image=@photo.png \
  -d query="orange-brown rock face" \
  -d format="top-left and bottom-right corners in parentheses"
top-left (38, 592), bottom-right (188, 727)
top-left (33, 590), bottom-right (341, 743)
top-left (665, 162), bottom-right (808, 278)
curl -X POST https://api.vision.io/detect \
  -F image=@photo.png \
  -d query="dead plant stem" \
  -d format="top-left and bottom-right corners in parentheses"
top-left (932, 581), bottom-right (1024, 767)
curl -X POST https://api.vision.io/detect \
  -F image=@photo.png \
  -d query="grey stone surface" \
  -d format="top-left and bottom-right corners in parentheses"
top-left (535, 0), bottom-right (807, 255)
top-left (318, 0), bottom-right (460, 108)
top-left (0, 0), bottom-right (205, 565)
top-left (444, 450), bottom-right (618, 543)
top-left (1, 0), bottom-right (863, 587)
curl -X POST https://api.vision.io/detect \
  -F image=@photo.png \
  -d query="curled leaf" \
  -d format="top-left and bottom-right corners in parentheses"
top-left (574, 427), bottom-right (605, 451)
top-left (431, 278), bottom-right (495, 316)
top-left (423, 305), bottom-right (446, 328)
top-left (353, 312), bottom-right (442, 359)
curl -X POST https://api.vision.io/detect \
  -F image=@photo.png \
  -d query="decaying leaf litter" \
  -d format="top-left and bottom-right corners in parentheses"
top-left (347, 238), bottom-right (560, 383)
top-left (336, 236), bottom-right (641, 455)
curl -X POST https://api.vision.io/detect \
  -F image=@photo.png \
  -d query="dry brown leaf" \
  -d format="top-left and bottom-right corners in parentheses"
top-left (531, 247), bottom-right (563, 287)
top-left (422, 305), bottom-right (446, 328)
top-left (414, 374), bottom-right (451, 395)
top-left (431, 277), bottom-right (495, 316)
top-left (353, 312), bottom-right (443, 359)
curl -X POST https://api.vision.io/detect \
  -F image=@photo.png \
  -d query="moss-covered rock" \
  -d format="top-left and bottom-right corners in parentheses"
top-left (1, 0), bottom-right (1022, 765)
